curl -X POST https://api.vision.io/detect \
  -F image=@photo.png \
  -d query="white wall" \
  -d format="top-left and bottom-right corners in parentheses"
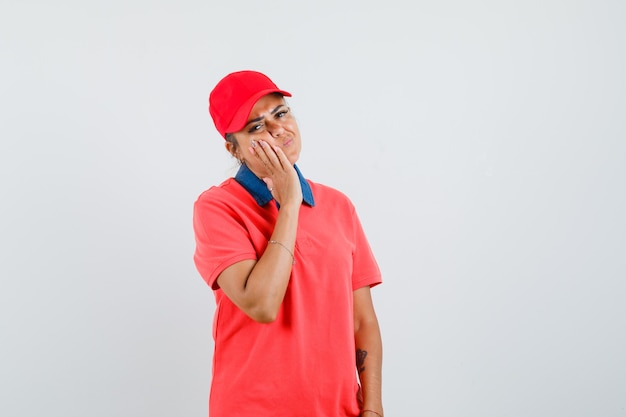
top-left (1, 1), bottom-right (625, 416)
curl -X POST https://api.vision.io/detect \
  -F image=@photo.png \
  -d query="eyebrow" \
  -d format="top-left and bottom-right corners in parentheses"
top-left (244, 104), bottom-right (286, 128)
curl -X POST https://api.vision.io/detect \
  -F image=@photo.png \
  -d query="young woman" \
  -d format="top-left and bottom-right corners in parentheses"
top-left (193, 70), bottom-right (384, 417)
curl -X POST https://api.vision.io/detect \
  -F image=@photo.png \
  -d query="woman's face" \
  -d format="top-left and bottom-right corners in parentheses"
top-left (226, 93), bottom-right (302, 177)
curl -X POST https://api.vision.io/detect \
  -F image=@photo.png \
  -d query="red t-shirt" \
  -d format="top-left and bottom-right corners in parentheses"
top-left (193, 177), bottom-right (381, 417)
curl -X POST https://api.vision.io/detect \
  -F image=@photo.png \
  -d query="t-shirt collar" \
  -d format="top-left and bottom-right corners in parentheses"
top-left (234, 163), bottom-right (315, 207)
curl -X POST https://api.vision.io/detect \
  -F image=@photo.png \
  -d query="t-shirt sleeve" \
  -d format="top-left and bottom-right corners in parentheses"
top-left (350, 205), bottom-right (383, 290)
top-left (193, 190), bottom-right (258, 290)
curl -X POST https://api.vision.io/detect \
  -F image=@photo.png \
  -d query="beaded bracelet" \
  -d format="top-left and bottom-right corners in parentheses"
top-left (361, 410), bottom-right (383, 417)
top-left (268, 240), bottom-right (295, 264)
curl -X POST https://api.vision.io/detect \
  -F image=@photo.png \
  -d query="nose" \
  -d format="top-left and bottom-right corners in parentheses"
top-left (266, 120), bottom-right (284, 138)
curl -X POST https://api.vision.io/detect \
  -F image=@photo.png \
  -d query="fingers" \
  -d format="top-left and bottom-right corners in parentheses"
top-left (263, 178), bottom-right (275, 193)
top-left (271, 144), bottom-right (291, 169)
top-left (251, 139), bottom-right (286, 171)
top-left (249, 139), bottom-right (299, 204)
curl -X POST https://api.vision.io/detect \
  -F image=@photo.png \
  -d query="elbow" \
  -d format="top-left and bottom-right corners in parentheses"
top-left (238, 286), bottom-right (283, 323)
top-left (247, 304), bottom-right (279, 323)
top-left (253, 314), bottom-right (277, 324)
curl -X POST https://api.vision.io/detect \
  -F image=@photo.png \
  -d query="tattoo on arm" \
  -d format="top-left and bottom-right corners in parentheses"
top-left (356, 349), bottom-right (368, 373)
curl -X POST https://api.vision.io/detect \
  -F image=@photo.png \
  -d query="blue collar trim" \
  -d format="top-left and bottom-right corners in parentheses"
top-left (234, 163), bottom-right (315, 207)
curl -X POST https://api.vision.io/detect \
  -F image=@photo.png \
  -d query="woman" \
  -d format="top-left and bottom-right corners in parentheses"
top-left (193, 70), bottom-right (384, 417)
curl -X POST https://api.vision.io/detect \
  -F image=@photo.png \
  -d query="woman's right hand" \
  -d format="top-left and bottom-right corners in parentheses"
top-left (250, 139), bottom-right (302, 208)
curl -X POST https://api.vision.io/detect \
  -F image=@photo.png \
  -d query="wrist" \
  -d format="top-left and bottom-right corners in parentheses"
top-left (279, 198), bottom-right (302, 211)
top-left (361, 409), bottom-right (383, 417)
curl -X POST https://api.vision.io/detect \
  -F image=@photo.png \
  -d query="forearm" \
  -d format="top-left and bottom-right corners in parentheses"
top-left (355, 318), bottom-right (383, 416)
top-left (240, 203), bottom-right (299, 321)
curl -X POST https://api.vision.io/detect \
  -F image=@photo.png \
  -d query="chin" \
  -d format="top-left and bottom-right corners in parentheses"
top-left (289, 153), bottom-right (300, 165)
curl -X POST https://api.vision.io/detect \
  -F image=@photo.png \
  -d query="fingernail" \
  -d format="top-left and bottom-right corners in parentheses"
top-left (251, 139), bottom-right (257, 148)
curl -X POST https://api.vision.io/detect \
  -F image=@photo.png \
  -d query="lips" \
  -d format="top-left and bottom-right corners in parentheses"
top-left (283, 138), bottom-right (293, 147)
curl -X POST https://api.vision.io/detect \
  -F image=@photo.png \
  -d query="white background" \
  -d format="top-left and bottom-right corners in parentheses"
top-left (1, 1), bottom-right (625, 416)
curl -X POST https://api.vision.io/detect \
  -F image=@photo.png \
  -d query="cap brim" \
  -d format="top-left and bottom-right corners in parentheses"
top-left (225, 89), bottom-right (292, 135)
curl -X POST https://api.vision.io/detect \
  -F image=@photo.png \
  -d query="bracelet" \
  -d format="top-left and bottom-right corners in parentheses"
top-left (362, 410), bottom-right (383, 417)
top-left (268, 240), bottom-right (295, 264)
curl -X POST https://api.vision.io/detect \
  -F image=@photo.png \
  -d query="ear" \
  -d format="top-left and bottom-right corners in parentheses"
top-left (225, 141), bottom-right (235, 157)
top-left (225, 141), bottom-right (243, 163)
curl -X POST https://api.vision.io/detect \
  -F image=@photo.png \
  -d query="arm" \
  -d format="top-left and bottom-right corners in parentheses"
top-left (217, 141), bottom-right (302, 323)
top-left (354, 286), bottom-right (384, 417)
top-left (216, 204), bottom-right (298, 323)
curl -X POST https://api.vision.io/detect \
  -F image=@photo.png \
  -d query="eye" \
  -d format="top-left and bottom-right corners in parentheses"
top-left (248, 123), bottom-right (263, 133)
top-left (275, 107), bottom-right (289, 118)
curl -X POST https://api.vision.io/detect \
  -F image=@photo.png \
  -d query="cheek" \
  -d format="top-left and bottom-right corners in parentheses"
top-left (244, 157), bottom-right (272, 176)
top-left (287, 120), bottom-right (299, 131)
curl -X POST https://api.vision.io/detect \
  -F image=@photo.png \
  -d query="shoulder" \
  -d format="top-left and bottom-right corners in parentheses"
top-left (307, 180), bottom-right (356, 212)
top-left (194, 178), bottom-right (248, 212)
top-left (308, 180), bottom-right (349, 199)
top-left (196, 178), bottom-right (241, 200)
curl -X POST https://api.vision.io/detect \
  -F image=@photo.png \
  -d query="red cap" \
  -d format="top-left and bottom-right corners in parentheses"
top-left (209, 70), bottom-right (292, 138)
